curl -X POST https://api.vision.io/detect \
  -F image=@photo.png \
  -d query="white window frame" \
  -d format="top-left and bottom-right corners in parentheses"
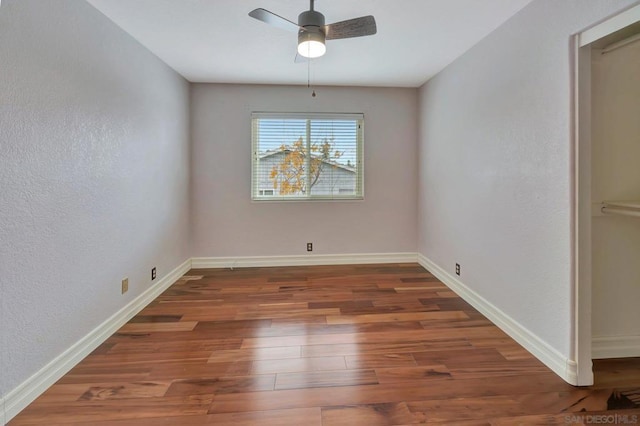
top-left (251, 112), bottom-right (364, 201)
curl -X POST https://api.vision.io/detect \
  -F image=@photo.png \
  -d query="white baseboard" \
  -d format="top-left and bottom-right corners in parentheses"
top-left (191, 252), bottom-right (418, 269)
top-left (1, 258), bottom-right (192, 423)
top-left (592, 335), bottom-right (640, 359)
top-left (417, 254), bottom-right (578, 385)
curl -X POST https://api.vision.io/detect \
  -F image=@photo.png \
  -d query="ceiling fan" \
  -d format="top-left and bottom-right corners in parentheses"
top-left (248, 0), bottom-right (377, 60)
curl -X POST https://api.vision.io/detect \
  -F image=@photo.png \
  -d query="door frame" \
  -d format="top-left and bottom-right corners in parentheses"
top-left (572, 2), bottom-right (640, 386)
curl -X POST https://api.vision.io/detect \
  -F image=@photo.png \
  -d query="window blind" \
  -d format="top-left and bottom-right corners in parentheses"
top-left (251, 112), bottom-right (364, 201)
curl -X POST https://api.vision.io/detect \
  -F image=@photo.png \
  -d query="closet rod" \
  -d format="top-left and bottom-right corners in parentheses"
top-left (602, 32), bottom-right (640, 54)
top-left (601, 206), bottom-right (640, 217)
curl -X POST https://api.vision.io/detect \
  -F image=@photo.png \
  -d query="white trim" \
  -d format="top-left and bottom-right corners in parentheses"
top-left (191, 253), bottom-right (418, 269)
top-left (417, 254), bottom-right (579, 385)
top-left (579, 4), bottom-right (640, 47)
top-left (1, 258), bottom-right (192, 423)
top-left (573, 38), bottom-right (596, 386)
top-left (592, 336), bottom-right (640, 359)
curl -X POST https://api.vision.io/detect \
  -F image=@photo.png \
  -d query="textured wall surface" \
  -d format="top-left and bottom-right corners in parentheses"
top-left (0, 0), bottom-right (190, 398)
top-left (591, 41), bottom-right (640, 340)
top-left (417, 0), bottom-right (637, 359)
top-left (190, 84), bottom-right (418, 257)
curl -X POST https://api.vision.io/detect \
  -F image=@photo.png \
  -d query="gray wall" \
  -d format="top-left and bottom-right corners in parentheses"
top-left (417, 0), bottom-right (637, 360)
top-left (190, 84), bottom-right (418, 257)
top-left (0, 0), bottom-right (190, 400)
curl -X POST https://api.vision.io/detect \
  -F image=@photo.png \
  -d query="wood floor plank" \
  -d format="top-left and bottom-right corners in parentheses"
top-left (395, 286), bottom-right (449, 292)
top-left (193, 319), bottom-right (272, 334)
top-left (241, 326), bottom-right (496, 349)
top-left (436, 291), bottom-right (459, 298)
top-left (250, 356), bottom-right (347, 374)
top-left (119, 321), bottom-right (198, 333)
top-left (107, 339), bottom-right (243, 355)
top-left (241, 332), bottom-right (368, 348)
top-left (80, 350), bottom-right (214, 366)
top-left (301, 339), bottom-right (471, 357)
top-left (9, 263), bottom-right (640, 425)
top-left (345, 353), bottom-right (418, 369)
top-left (146, 361), bottom-right (251, 380)
top-left (308, 300), bottom-right (374, 311)
top-left (26, 381), bottom-right (169, 404)
top-left (77, 381), bottom-right (171, 401)
top-left (594, 358), bottom-right (640, 388)
top-left (86, 407), bottom-right (324, 426)
top-left (447, 359), bottom-right (551, 379)
top-left (412, 347), bottom-right (508, 367)
top-left (326, 311), bottom-right (469, 324)
top-left (164, 375), bottom-right (276, 396)
top-left (406, 395), bottom-right (527, 423)
top-left (275, 369), bottom-right (378, 390)
top-left (261, 321), bottom-right (426, 338)
top-left (321, 402), bottom-right (417, 426)
top-left (400, 276), bottom-right (441, 283)
top-left (375, 365), bottom-right (452, 383)
top-left (10, 395), bottom-right (214, 425)
top-left (235, 306), bottom-right (340, 320)
top-left (207, 346), bottom-right (301, 363)
top-left (110, 332), bottom-right (244, 347)
top-left (128, 315), bottom-right (183, 323)
top-left (57, 363), bottom-right (152, 385)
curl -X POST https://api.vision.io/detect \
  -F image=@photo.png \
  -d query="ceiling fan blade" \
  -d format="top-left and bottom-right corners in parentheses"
top-left (324, 15), bottom-right (377, 40)
top-left (248, 8), bottom-right (299, 32)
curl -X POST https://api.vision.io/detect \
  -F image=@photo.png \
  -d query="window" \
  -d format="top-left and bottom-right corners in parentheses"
top-left (251, 112), bottom-right (364, 201)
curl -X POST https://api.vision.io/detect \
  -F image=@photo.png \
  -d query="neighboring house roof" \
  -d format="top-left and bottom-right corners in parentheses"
top-left (258, 149), bottom-right (356, 173)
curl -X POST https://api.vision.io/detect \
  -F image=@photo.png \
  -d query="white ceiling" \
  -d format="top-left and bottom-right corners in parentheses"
top-left (87, 0), bottom-right (533, 88)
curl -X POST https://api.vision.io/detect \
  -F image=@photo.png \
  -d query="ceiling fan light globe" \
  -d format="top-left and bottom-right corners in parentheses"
top-left (298, 40), bottom-right (326, 58)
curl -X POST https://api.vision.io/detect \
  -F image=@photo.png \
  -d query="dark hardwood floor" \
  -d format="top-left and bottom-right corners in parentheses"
top-left (9, 263), bottom-right (640, 425)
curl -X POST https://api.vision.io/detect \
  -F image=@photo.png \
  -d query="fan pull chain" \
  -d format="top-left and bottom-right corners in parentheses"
top-left (307, 58), bottom-right (316, 98)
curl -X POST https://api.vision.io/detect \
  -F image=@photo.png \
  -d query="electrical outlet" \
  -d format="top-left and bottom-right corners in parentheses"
top-left (455, 263), bottom-right (460, 276)
top-left (307, 242), bottom-right (313, 252)
top-left (121, 278), bottom-right (129, 294)
top-left (151, 267), bottom-right (157, 281)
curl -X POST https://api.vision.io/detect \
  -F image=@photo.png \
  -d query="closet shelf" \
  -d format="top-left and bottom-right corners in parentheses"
top-left (601, 200), bottom-right (640, 218)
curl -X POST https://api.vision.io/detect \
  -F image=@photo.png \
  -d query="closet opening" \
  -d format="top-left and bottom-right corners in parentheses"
top-left (574, 4), bottom-right (640, 387)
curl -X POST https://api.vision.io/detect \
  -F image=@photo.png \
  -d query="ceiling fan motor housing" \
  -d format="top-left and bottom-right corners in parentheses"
top-left (298, 9), bottom-right (326, 55)
top-left (298, 10), bottom-right (325, 29)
